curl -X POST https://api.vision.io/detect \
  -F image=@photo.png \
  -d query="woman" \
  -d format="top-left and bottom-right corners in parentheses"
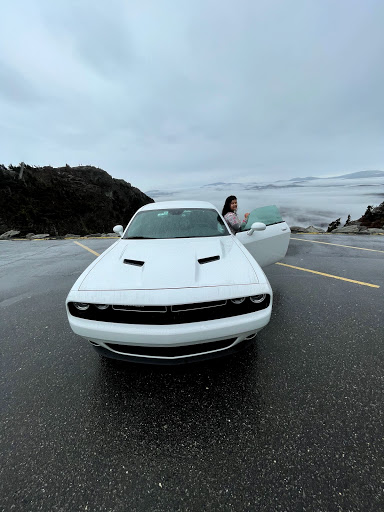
top-left (222, 195), bottom-right (250, 235)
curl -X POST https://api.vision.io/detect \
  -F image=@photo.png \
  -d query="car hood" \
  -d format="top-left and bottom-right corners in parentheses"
top-left (77, 237), bottom-right (259, 291)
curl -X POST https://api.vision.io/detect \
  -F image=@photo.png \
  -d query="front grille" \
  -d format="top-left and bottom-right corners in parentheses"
top-left (104, 338), bottom-right (238, 357)
top-left (113, 305), bottom-right (167, 313)
top-left (171, 300), bottom-right (226, 312)
top-left (68, 295), bottom-right (270, 325)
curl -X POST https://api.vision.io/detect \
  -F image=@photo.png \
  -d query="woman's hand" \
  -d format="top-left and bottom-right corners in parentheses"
top-left (244, 212), bottom-right (250, 219)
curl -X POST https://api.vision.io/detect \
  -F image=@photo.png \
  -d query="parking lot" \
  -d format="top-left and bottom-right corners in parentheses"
top-left (1, 234), bottom-right (383, 511)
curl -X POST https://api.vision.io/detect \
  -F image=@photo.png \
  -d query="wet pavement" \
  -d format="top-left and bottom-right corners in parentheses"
top-left (1, 235), bottom-right (383, 511)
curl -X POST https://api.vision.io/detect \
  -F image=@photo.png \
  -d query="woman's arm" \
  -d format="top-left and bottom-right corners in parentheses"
top-left (224, 212), bottom-right (247, 233)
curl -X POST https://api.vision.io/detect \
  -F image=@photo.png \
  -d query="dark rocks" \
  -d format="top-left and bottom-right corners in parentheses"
top-left (290, 226), bottom-right (310, 233)
top-left (358, 202), bottom-right (384, 229)
top-left (327, 218), bottom-right (341, 232)
top-left (306, 225), bottom-right (325, 233)
top-left (0, 164), bottom-right (154, 236)
top-left (332, 225), bottom-right (364, 234)
top-left (0, 230), bottom-right (20, 239)
top-left (326, 202), bottom-right (384, 234)
top-left (290, 226), bottom-right (325, 233)
top-left (367, 228), bottom-right (384, 234)
top-left (30, 234), bottom-right (50, 239)
top-left (290, 202), bottom-right (384, 235)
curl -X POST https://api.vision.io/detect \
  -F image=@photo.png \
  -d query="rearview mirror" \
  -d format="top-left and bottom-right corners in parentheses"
top-left (247, 222), bottom-right (267, 236)
top-left (113, 225), bottom-right (124, 237)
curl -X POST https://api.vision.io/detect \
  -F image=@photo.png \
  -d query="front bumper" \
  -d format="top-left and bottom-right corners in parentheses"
top-left (67, 306), bottom-right (272, 361)
top-left (91, 336), bottom-right (257, 365)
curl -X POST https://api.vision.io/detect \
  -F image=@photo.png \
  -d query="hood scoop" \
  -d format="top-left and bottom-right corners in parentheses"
top-left (198, 255), bottom-right (220, 265)
top-left (124, 258), bottom-right (144, 267)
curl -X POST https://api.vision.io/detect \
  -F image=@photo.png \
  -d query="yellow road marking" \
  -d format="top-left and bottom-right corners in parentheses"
top-left (275, 262), bottom-right (380, 288)
top-left (290, 237), bottom-right (384, 254)
top-left (66, 236), bottom-right (119, 239)
top-left (73, 241), bottom-right (100, 256)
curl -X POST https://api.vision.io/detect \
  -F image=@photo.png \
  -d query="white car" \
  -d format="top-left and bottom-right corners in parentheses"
top-left (66, 201), bottom-right (290, 363)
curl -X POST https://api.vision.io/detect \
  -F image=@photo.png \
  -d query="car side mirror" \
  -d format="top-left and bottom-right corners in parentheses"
top-left (113, 225), bottom-right (124, 237)
top-left (247, 222), bottom-right (267, 236)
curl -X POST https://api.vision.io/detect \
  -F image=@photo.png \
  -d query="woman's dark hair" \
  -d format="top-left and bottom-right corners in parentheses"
top-left (222, 196), bottom-right (237, 216)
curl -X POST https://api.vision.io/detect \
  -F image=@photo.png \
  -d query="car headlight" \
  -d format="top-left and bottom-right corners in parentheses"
top-left (73, 302), bottom-right (90, 310)
top-left (95, 304), bottom-right (109, 310)
top-left (231, 297), bottom-right (245, 304)
top-left (250, 294), bottom-right (266, 303)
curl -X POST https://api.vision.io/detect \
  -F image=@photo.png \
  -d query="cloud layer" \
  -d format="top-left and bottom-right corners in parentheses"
top-left (1, 0), bottom-right (383, 190)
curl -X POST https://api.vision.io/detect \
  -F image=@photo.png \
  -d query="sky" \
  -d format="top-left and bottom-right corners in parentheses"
top-left (1, 0), bottom-right (383, 191)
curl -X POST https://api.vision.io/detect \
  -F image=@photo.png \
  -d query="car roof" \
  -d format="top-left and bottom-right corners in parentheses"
top-left (139, 200), bottom-right (218, 212)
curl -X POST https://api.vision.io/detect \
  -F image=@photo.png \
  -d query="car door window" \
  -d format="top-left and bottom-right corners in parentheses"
top-left (241, 205), bottom-right (284, 230)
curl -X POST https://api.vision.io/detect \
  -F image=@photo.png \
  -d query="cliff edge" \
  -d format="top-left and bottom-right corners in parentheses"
top-left (0, 164), bottom-right (154, 236)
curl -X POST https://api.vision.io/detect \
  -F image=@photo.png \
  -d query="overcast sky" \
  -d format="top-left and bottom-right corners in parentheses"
top-left (1, 0), bottom-right (383, 190)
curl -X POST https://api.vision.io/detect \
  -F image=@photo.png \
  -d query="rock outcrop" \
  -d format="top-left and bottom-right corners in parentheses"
top-left (358, 203), bottom-right (384, 229)
top-left (0, 164), bottom-right (154, 236)
top-left (331, 225), bottom-right (367, 234)
top-left (290, 225), bottom-right (325, 233)
top-left (0, 230), bottom-right (20, 240)
top-left (306, 225), bottom-right (325, 233)
top-left (291, 201), bottom-right (384, 235)
top-left (326, 202), bottom-right (384, 234)
top-left (327, 218), bottom-right (341, 233)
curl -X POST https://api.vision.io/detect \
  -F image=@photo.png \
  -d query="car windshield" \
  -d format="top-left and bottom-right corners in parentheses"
top-left (123, 208), bottom-right (230, 239)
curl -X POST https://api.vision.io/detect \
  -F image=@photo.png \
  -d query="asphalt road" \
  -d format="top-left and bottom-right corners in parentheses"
top-left (1, 235), bottom-right (383, 511)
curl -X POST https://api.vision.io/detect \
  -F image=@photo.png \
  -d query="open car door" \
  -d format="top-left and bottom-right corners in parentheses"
top-left (235, 205), bottom-right (290, 267)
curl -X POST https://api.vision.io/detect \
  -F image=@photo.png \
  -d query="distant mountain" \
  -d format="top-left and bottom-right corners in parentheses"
top-left (202, 182), bottom-right (228, 186)
top-left (145, 170), bottom-right (383, 200)
top-left (285, 172), bottom-right (384, 182)
top-left (333, 170), bottom-right (384, 179)
top-left (201, 182), bottom-right (244, 188)
top-left (288, 176), bottom-right (318, 182)
top-left (199, 170), bottom-right (384, 190)
top-left (288, 170), bottom-right (384, 181)
top-left (145, 189), bottom-right (175, 197)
